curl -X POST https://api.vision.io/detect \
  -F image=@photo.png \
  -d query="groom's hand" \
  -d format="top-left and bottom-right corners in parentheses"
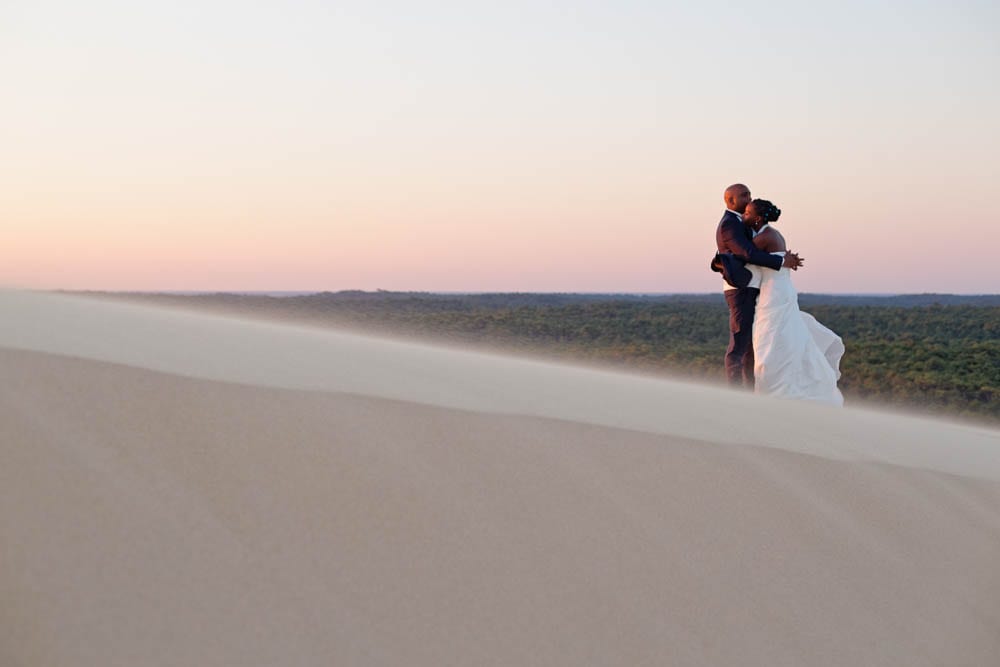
top-left (783, 251), bottom-right (803, 270)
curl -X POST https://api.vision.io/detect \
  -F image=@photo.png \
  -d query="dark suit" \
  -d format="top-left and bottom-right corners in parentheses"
top-left (715, 211), bottom-right (783, 387)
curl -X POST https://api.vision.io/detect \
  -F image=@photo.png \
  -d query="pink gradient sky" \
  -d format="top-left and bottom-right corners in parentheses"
top-left (2, 1), bottom-right (998, 293)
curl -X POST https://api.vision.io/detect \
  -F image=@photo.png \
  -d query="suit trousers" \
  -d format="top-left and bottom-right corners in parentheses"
top-left (724, 287), bottom-right (759, 388)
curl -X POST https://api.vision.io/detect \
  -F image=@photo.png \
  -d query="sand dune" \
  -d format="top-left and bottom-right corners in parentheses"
top-left (2, 290), bottom-right (999, 666)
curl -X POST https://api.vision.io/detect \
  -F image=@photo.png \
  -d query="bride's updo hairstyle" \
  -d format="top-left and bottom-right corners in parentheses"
top-left (745, 199), bottom-right (782, 227)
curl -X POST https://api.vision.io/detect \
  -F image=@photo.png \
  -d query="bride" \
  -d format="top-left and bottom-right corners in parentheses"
top-left (743, 199), bottom-right (844, 406)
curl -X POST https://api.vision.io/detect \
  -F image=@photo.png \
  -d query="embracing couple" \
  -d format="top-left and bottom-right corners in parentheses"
top-left (712, 183), bottom-right (844, 406)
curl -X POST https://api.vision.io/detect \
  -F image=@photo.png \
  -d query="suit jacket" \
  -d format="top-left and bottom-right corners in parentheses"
top-left (710, 252), bottom-right (754, 288)
top-left (712, 211), bottom-right (783, 287)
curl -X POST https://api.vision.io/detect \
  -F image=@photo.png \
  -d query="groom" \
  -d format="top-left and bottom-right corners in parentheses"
top-left (714, 183), bottom-right (802, 388)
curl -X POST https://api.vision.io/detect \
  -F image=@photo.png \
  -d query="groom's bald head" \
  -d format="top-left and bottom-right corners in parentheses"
top-left (724, 183), bottom-right (752, 214)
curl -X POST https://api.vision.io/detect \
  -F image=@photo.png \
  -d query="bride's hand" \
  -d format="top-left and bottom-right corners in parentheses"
top-left (783, 251), bottom-right (803, 270)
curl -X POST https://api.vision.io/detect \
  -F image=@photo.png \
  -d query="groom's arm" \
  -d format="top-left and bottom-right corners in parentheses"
top-left (720, 220), bottom-right (783, 271)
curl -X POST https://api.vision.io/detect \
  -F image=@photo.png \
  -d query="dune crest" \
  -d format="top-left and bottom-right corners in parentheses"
top-left (1, 290), bottom-right (997, 479)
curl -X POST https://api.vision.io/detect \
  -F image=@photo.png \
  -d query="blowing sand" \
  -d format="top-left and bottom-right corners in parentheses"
top-left (1, 290), bottom-right (998, 666)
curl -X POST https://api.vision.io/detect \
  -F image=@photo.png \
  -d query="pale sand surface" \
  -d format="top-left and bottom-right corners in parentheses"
top-left (2, 290), bottom-right (999, 665)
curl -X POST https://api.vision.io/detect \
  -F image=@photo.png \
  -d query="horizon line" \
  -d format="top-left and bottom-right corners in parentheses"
top-left (54, 289), bottom-right (1000, 298)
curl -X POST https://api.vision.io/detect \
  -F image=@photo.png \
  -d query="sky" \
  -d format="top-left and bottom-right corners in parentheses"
top-left (2, 0), bottom-right (998, 293)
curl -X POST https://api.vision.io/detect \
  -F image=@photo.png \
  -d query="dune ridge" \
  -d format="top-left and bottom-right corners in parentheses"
top-left (2, 290), bottom-right (999, 666)
top-left (1, 290), bottom-right (997, 480)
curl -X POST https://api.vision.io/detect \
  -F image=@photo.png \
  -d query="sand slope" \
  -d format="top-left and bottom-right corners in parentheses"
top-left (1, 290), bottom-right (999, 666)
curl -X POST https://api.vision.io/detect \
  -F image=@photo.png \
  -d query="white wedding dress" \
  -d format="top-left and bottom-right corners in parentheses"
top-left (747, 253), bottom-right (844, 406)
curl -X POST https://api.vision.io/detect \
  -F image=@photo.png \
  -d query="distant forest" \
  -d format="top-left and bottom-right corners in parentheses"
top-left (91, 291), bottom-right (1000, 425)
